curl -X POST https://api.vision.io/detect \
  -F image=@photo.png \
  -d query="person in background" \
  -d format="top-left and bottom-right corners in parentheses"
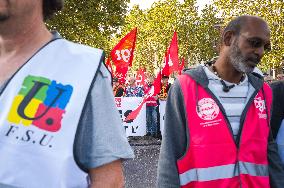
top-left (125, 76), bottom-right (144, 97)
top-left (270, 81), bottom-right (284, 162)
top-left (264, 75), bottom-right (274, 83)
top-left (159, 75), bottom-right (171, 101)
top-left (0, 0), bottom-right (134, 187)
top-left (158, 75), bottom-right (171, 138)
top-left (113, 77), bottom-right (125, 97)
top-left (277, 74), bottom-right (284, 81)
top-left (157, 15), bottom-right (284, 188)
top-left (144, 76), bottom-right (159, 137)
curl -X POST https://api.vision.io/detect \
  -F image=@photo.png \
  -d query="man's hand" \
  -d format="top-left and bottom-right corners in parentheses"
top-left (89, 159), bottom-right (124, 188)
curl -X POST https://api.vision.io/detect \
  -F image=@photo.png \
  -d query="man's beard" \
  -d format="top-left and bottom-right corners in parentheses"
top-left (229, 42), bottom-right (260, 73)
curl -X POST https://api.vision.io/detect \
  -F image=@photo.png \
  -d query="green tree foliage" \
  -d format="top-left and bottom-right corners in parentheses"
top-left (213, 0), bottom-right (284, 70)
top-left (186, 4), bottom-right (221, 64)
top-left (47, 0), bottom-right (282, 73)
top-left (46, 0), bottom-right (130, 51)
top-left (115, 0), bottom-right (220, 74)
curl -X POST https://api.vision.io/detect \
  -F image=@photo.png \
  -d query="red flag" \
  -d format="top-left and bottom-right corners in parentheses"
top-left (178, 58), bottom-right (185, 75)
top-left (105, 58), bottom-right (113, 76)
top-left (114, 66), bottom-right (128, 84)
top-left (136, 69), bottom-right (146, 86)
top-left (162, 52), bottom-right (170, 77)
top-left (162, 31), bottom-right (179, 76)
top-left (153, 71), bottom-right (162, 96)
top-left (124, 71), bottom-right (161, 122)
top-left (110, 28), bottom-right (137, 84)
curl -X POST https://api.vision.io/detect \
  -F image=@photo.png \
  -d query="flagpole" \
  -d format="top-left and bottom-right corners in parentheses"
top-left (156, 56), bottom-right (163, 138)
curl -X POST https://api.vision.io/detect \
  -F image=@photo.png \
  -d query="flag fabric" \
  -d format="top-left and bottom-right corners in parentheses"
top-left (152, 71), bottom-right (161, 96)
top-left (124, 93), bottom-right (149, 122)
top-left (162, 31), bottom-right (179, 77)
top-left (162, 52), bottom-right (170, 77)
top-left (124, 71), bottom-right (161, 122)
top-left (114, 66), bottom-right (128, 84)
top-left (110, 28), bottom-right (137, 67)
top-left (105, 58), bottom-right (113, 76)
top-left (178, 58), bottom-right (185, 75)
top-left (136, 68), bottom-right (146, 86)
top-left (110, 28), bottom-right (137, 84)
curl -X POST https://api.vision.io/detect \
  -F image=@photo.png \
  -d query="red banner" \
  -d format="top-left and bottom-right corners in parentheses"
top-left (162, 51), bottom-right (170, 77)
top-left (114, 66), bottom-right (128, 84)
top-left (136, 68), bottom-right (146, 86)
top-left (179, 58), bottom-right (185, 75)
top-left (162, 31), bottom-right (179, 77)
top-left (110, 28), bottom-right (137, 83)
top-left (153, 71), bottom-right (161, 96)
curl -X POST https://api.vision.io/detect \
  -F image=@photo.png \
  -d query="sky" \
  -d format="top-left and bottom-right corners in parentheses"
top-left (128, 0), bottom-right (212, 11)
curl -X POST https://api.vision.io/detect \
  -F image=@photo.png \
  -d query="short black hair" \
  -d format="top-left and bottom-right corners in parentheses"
top-left (43, 0), bottom-right (64, 20)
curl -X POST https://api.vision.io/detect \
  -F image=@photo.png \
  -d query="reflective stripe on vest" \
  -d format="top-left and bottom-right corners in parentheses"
top-left (179, 161), bottom-right (268, 186)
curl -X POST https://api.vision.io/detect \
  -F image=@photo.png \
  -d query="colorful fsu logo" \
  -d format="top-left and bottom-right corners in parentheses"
top-left (7, 75), bottom-right (73, 132)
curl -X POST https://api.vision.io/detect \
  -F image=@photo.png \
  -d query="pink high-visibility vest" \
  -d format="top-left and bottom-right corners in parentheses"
top-left (144, 84), bottom-right (158, 106)
top-left (177, 74), bottom-right (271, 188)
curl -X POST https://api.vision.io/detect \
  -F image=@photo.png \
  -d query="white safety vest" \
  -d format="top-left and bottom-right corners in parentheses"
top-left (0, 38), bottom-right (103, 188)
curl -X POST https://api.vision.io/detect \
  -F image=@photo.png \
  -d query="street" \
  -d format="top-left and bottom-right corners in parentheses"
top-left (123, 137), bottom-right (161, 188)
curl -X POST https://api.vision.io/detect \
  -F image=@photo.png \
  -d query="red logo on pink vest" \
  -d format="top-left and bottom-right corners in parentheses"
top-left (254, 96), bottom-right (265, 113)
top-left (254, 95), bottom-right (267, 119)
top-left (196, 98), bottom-right (219, 120)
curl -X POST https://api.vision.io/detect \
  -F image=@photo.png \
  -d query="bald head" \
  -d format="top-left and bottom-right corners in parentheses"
top-left (222, 15), bottom-right (270, 43)
top-left (128, 76), bottom-right (136, 86)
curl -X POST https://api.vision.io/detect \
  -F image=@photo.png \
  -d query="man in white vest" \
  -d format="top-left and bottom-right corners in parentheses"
top-left (0, 0), bottom-right (134, 187)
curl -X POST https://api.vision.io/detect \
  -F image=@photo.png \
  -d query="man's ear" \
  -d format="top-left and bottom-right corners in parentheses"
top-left (223, 31), bottom-right (235, 46)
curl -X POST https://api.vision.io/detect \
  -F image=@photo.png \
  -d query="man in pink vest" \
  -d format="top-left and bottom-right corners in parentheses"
top-left (144, 76), bottom-right (159, 137)
top-left (157, 15), bottom-right (284, 188)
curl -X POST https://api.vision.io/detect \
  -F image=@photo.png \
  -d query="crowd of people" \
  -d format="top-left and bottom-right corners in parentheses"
top-left (264, 73), bottom-right (284, 83)
top-left (113, 74), bottom-right (171, 138)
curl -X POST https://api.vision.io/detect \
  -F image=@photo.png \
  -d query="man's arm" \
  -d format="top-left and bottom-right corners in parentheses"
top-left (74, 63), bottom-right (134, 182)
top-left (157, 79), bottom-right (187, 188)
top-left (89, 160), bottom-right (124, 188)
